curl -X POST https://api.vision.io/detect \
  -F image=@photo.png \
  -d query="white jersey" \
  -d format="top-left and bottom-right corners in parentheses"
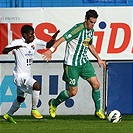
top-left (6, 38), bottom-right (46, 78)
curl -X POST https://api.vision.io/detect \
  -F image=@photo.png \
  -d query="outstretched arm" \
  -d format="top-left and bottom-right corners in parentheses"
top-left (42, 36), bottom-right (65, 62)
top-left (46, 30), bottom-right (60, 48)
top-left (88, 44), bottom-right (106, 68)
top-left (2, 45), bottom-right (22, 54)
top-left (2, 47), bottom-right (13, 54)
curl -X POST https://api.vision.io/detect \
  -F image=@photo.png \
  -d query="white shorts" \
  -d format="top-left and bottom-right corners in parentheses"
top-left (13, 73), bottom-right (37, 97)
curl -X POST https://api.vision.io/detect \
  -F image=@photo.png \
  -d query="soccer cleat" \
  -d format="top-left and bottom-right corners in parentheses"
top-left (3, 113), bottom-right (17, 124)
top-left (95, 110), bottom-right (106, 120)
top-left (31, 109), bottom-right (43, 119)
top-left (49, 99), bottom-right (57, 118)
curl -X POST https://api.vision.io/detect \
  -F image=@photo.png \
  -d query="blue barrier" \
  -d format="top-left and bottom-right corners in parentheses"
top-left (107, 62), bottom-right (133, 114)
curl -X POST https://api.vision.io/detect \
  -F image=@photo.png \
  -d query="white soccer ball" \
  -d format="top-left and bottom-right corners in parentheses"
top-left (107, 110), bottom-right (122, 123)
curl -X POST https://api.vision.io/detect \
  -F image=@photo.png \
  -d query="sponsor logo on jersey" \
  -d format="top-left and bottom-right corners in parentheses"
top-left (83, 38), bottom-right (90, 46)
top-left (31, 45), bottom-right (35, 50)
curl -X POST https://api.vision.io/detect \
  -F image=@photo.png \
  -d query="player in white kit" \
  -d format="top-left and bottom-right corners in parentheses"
top-left (2, 25), bottom-right (60, 123)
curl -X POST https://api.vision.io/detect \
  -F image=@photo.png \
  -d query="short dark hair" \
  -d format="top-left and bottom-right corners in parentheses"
top-left (85, 9), bottom-right (98, 20)
top-left (21, 25), bottom-right (34, 37)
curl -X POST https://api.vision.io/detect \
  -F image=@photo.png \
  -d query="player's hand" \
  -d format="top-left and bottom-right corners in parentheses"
top-left (98, 59), bottom-right (106, 69)
top-left (42, 50), bottom-right (52, 62)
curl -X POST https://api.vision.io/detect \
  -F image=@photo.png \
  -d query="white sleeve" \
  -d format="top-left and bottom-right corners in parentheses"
top-left (34, 38), bottom-right (47, 50)
top-left (5, 40), bottom-right (18, 48)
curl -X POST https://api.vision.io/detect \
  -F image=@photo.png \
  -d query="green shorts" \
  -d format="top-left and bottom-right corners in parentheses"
top-left (62, 61), bottom-right (96, 87)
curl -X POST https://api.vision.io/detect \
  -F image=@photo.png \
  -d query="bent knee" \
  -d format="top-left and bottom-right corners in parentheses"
top-left (17, 96), bottom-right (25, 103)
top-left (33, 82), bottom-right (40, 91)
top-left (70, 92), bottom-right (77, 97)
top-left (68, 86), bottom-right (78, 97)
top-left (93, 82), bottom-right (100, 89)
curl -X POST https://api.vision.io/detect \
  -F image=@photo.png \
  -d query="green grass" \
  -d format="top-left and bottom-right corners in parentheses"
top-left (0, 115), bottom-right (133, 133)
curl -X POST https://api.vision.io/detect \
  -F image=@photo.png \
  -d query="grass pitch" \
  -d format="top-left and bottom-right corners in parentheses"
top-left (0, 115), bottom-right (133, 133)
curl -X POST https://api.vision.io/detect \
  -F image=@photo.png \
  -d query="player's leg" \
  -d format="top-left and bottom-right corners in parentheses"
top-left (8, 96), bottom-right (25, 115)
top-left (49, 86), bottom-right (78, 118)
top-left (81, 61), bottom-right (106, 120)
top-left (87, 76), bottom-right (106, 119)
top-left (3, 88), bottom-right (25, 124)
top-left (49, 65), bottom-right (79, 118)
top-left (49, 89), bottom-right (70, 118)
top-left (87, 76), bottom-right (101, 111)
top-left (32, 82), bottom-right (40, 110)
top-left (51, 86), bottom-right (78, 107)
top-left (25, 78), bottom-right (43, 119)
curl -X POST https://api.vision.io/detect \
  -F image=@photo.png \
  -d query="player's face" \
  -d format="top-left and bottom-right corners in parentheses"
top-left (24, 30), bottom-right (35, 44)
top-left (85, 17), bottom-right (97, 30)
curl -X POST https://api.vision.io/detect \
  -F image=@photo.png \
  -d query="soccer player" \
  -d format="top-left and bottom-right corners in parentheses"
top-left (43, 9), bottom-right (106, 119)
top-left (2, 25), bottom-right (60, 123)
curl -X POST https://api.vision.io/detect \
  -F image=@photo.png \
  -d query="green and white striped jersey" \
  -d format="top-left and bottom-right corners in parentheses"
top-left (63, 22), bottom-right (94, 66)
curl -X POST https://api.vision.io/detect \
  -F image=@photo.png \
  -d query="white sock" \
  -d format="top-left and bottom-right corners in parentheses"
top-left (32, 90), bottom-right (40, 110)
top-left (8, 98), bottom-right (21, 116)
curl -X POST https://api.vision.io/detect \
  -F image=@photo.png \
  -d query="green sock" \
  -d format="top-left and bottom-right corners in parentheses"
top-left (92, 89), bottom-right (101, 112)
top-left (53, 90), bottom-right (70, 107)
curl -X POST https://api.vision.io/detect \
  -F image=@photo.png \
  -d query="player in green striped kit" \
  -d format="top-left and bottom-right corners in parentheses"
top-left (43, 9), bottom-right (106, 119)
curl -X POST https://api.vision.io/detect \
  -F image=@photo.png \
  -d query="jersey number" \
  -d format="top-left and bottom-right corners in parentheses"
top-left (27, 58), bottom-right (33, 66)
top-left (69, 78), bottom-right (76, 85)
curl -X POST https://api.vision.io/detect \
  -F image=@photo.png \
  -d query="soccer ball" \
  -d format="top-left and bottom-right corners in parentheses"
top-left (107, 110), bottom-right (122, 123)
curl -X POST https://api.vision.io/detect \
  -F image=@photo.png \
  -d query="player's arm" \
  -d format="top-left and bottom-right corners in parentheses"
top-left (42, 36), bottom-right (65, 62)
top-left (2, 45), bottom-right (22, 54)
top-left (51, 36), bottom-right (65, 50)
top-left (88, 44), bottom-right (106, 68)
top-left (46, 30), bottom-right (60, 48)
top-left (2, 47), bottom-right (13, 54)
